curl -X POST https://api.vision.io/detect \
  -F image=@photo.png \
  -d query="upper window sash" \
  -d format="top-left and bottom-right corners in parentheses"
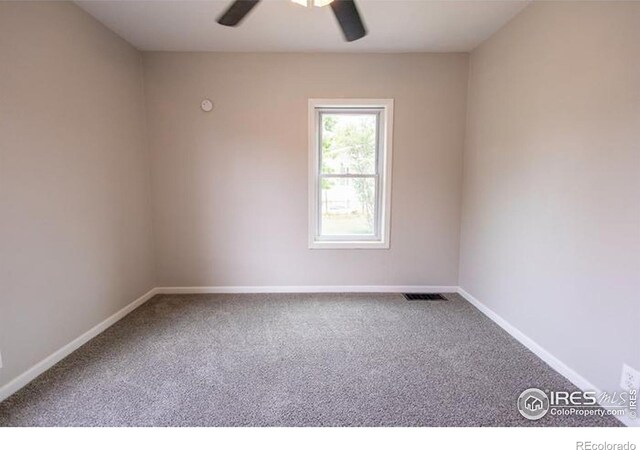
top-left (317, 108), bottom-right (382, 177)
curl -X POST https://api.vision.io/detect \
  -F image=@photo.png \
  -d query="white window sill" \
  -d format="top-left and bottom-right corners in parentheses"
top-left (309, 241), bottom-right (390, 250)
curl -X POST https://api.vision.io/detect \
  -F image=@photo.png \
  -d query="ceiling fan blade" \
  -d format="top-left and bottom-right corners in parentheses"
top-left (217, 0), bottom-right (261, 27)
top-left (330, 0), bottom-right (367, 42)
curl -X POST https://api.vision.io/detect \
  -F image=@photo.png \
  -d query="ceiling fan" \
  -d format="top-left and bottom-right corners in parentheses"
top-left (217, 0), bottom-right (367, 42)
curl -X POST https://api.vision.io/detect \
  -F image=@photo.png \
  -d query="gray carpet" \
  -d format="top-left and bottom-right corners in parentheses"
top-left (0, 293), bottom-right (621, 427)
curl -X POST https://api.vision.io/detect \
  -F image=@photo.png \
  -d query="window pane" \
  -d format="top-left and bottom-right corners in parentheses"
top-left (321, 113), bottom-right (377, 175)
top-left (320, 177), bottom-right (375, 236)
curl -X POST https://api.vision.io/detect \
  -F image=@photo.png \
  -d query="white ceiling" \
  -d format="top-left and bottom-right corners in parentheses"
top-left (76, 0), bottom-right (528, 53)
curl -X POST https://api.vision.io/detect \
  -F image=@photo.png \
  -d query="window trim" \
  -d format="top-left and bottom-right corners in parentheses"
top-left (308, 98), bottom-right (394, 249)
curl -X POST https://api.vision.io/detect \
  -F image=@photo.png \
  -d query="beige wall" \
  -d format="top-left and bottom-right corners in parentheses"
top-left (0, 2), bottom-right (156, 385)
top-left (143, 52), bottom-right (469, 287)
top-left (460, 1), bottom-right (640, 392)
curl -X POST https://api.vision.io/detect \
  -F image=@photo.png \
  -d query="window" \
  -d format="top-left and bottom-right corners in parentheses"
top-left (308, 99), bottom-right (394, 249)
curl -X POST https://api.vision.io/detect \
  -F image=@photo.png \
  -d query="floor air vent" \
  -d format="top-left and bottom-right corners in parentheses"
top-left (403, 293), bottom-right (447, 301)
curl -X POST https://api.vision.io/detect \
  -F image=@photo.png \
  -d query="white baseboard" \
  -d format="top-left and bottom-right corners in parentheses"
top-left (156, 285), bottom-right (458, 294)
top-left (457, 287), bottom-right (636, 427)
top-left (0, 287), bottom-right (159, 403)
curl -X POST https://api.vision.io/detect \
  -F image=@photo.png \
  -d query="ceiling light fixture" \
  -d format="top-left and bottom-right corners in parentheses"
top-left (291, 0), bottom-right (334, 7)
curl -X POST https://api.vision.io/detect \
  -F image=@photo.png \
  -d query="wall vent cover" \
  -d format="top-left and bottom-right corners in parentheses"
top-left (403, 293), bottom-right (447, 301)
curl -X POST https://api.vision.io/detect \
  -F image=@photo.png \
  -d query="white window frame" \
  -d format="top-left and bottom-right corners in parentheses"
top-left (308, 98), bottom-right (394, 249)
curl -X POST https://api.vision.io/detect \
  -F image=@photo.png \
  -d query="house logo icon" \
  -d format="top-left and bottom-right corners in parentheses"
top-left (517, 388), bottom-right (550, 420)
top-left (525, 395), bottom-right (543, 411)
